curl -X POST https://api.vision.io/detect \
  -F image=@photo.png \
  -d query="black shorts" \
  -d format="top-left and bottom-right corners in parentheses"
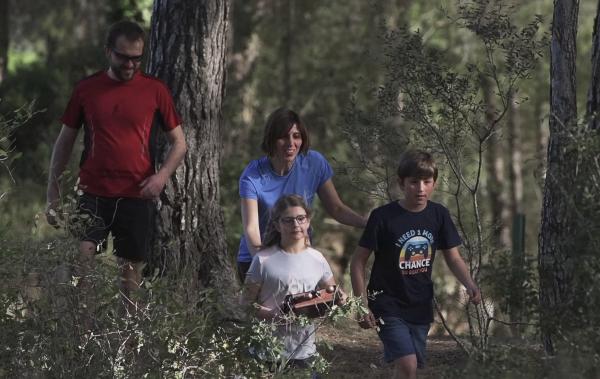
top-left (74, 193), bottom-right (156, 262)
top-left (237, 261), bottom-right (252, 284)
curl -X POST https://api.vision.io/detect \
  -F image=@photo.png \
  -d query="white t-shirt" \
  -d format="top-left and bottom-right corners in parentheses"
top-left (245, 245), bottom-right (333, 360)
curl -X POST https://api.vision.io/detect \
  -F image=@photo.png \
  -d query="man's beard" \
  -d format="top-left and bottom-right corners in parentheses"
top-left (111, 63), bottom-right (137, 81)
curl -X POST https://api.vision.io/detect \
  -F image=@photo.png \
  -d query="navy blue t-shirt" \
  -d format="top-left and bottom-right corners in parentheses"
top-left (358, 201), bottom-right (461, 324)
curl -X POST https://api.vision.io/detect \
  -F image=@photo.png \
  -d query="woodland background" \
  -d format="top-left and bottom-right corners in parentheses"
top-left (1, 0), bottom-right (600, 378)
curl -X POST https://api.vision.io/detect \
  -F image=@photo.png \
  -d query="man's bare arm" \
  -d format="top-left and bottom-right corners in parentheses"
top-left (46, 125), bottom-right (79, 225)
top-left (139, 125), bottom-right (187, 199)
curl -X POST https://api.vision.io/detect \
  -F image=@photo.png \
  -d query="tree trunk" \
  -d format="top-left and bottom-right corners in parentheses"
top-left (0, 0), bottom-right (8, 84)
top-left (507, 90), bottom-right (524, 336)
top-left (481, 75), bottom-right (511, 250)
top-left (539, 0), bottom-right (579, 356)
top-left (507, 92), bottom-right (523, 217)
top-left (148, 0), bottom-right (236, 294)
top-left (534, 94), bottom-right (548, 191)
top-left (587, 0), bottom-right (600, 129)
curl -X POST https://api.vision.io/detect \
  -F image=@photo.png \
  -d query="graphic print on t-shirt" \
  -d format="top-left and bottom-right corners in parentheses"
top-left (395, 230), bottom-right (434, 275)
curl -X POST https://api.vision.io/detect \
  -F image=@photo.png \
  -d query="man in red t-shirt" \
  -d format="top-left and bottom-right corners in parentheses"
top-left (45, 20), bottom-right (186, 317)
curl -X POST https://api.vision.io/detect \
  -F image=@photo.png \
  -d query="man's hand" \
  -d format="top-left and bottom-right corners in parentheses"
top-left (357, 310), bottom-right (378, 329)
top-left (139, 126), bottom-right (186, 200)
top-left (45, 195), bottom-right (61, 228)
top-left (45, 205), bottom-right (60, 227)
top-left (139, 173), bottom-right (167, 199)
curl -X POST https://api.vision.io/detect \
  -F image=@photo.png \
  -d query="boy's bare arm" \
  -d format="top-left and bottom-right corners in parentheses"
top-left (350, 246), bottom-right (378, 328)
top-left (442, 247), bottom-right (481, 304)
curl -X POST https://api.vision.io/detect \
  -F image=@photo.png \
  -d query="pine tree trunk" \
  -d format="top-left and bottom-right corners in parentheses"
top-left (587, 0), bottom-right (600, 129)
top-left (147, 0), bottom-right (236, 294)
top-left (534, 95), bottom-right (548, 191)
top-left (539, 0), bottom-right (579, 355)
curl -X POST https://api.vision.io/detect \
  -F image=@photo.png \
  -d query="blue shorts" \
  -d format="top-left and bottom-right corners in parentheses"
top-left (376, 316), bottom-right (430, 368)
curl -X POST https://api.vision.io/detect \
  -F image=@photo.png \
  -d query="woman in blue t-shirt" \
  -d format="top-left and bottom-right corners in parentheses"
top-left (237, 107), bottom-right (367, 282)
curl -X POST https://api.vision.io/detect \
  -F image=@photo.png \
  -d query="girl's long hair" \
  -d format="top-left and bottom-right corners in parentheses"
top-left (262, 194), bottom-right (312, 248)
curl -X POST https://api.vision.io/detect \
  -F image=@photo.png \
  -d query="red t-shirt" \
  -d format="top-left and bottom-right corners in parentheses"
top-left (61, 71), bottom-right (182, 198)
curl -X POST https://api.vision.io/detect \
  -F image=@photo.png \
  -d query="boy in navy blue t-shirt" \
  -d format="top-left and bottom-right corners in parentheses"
top-left (351, 150), bottom-right (480, 379)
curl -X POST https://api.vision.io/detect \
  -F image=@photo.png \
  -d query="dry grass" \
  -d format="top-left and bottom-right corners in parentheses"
top-left (317, 320), bottom-right (467, 378)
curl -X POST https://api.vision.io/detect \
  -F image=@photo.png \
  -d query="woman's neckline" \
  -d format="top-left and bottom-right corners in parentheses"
top-left (268, 156), bottom-right (297, 176)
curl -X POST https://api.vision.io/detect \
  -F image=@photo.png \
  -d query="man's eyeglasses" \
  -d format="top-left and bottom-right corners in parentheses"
top-left (279, 215), bottom-right (309, 225)
top-left (111, 48), bottom-right (143, 63)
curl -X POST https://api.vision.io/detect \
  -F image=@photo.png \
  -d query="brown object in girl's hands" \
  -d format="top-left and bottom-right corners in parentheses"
top-left (282, 285), bottom-right (341, 318)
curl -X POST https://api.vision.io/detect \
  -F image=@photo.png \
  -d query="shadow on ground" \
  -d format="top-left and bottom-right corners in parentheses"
top-left (318, 321), bottom-right (468, 378)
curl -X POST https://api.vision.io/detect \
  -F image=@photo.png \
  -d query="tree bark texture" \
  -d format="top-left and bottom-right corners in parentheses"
top-left (587, 0), bottom-right (600, 129)
top-left (507, 92), bottom-right (523, 217)
top-left (539, 0), bottom-right (579, 355)
top-left (148, 0), bottom-right (236, 292)
top-left (0, 0), bottom-right (9, 84)
top-left (535, 96), bottom-right (549, 191)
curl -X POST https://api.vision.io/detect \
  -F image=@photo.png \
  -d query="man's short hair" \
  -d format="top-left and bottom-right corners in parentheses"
top-left (261, 108), bottom-right (310, 156)
top-left (397, 150), bottom-right (438, 181)
top-left (106, 20), bottom-right (145, 48)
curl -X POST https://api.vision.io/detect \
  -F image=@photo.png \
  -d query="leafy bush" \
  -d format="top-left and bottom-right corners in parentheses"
top-left (0, 227), bottom-right (365, 378)
top-left (0, 101), bottom-right (36, 199)
top-left (341, 0), bottom-right (546, 355)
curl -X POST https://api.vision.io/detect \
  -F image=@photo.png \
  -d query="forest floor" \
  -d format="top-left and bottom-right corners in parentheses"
top-left (317, 321), bottom-right (466, 378)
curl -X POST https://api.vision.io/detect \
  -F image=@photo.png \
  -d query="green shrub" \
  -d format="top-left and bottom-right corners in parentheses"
top-left (0, 229), bottom-right (364, 378)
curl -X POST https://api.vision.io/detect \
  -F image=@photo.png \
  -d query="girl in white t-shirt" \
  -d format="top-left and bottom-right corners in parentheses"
top-left (242, 194), bottom-right (344, 369)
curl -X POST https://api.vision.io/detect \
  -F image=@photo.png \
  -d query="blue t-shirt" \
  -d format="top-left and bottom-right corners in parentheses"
top-left (237, 150), bottom-right (334, 262)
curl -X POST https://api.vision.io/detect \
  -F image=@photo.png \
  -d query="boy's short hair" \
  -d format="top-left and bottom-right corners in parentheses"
top-left (397, 150), bottom-right (438, 181)
top-left (106, 20), bottom-right (145, 48)
top-left (261, 108), bottom-right (310, 156)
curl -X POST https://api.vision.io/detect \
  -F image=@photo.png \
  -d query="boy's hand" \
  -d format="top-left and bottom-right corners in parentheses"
top-left (358, 311), bottom-right (378, 329)
top-left (467, 285), bottom-right (481, 305)
top-left (332, 286), bottom-right (348, 305)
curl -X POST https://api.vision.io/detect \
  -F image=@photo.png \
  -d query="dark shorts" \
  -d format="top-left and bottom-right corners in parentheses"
top-left (377, 316), bottom-right (430, 368)
top-left (74, 192), bottom-right (156, 262)
top-left (237, 261), bottom-right (251, 284)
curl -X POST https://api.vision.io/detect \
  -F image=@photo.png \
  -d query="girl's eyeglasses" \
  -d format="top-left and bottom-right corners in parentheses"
top-left (280, 215), bottom-right (308, 225)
